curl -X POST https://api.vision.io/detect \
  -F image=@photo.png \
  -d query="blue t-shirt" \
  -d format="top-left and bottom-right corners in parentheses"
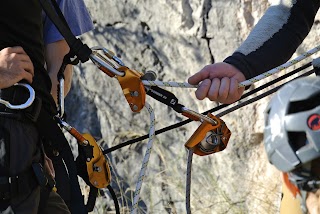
top-left (43, 0), bottom-right (94, 44)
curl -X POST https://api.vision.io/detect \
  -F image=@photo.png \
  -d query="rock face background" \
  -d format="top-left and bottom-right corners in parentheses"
top-left (64, 0), bottom-right (320, 213)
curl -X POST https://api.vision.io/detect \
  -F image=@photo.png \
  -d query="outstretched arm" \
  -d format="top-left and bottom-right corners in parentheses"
top-left (224, 0), bottom-right (320, 79)
top-left (189, 0), bottom-right (320, 104)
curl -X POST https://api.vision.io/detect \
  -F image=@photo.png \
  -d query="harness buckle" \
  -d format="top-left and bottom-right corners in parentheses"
top-left (0, 83), bottom-right (35, 110)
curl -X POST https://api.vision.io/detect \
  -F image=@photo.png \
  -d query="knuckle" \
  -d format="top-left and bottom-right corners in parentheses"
top-left (208, 96), bottom-right (218, 102)
top-left (203, 64), bottom-right (211, 70)
top-left (201, 79), bottom-right (211, 87)
top-left (2, 47), bottom-right (10, 54)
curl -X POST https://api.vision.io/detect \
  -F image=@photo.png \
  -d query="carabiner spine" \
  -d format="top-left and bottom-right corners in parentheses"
top-left (90, 53), bottom-right (124, 77)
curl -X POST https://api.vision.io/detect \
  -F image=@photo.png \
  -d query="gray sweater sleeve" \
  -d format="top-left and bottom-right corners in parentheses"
top-left (224, 0), bottom-right (320, 79)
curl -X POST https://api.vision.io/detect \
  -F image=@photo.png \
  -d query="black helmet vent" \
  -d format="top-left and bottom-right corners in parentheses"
top-left (288, 92), bottom-right (320, 114)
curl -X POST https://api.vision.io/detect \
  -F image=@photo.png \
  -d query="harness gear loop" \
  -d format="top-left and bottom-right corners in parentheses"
top-left (116, 66), bottom-right (146, 112)
top-left (0, 83), bottom-right (35, 110)
top-left (185, 113), bottom-right (231, 156)
top-left (82, 133), bottom-right (111, 189)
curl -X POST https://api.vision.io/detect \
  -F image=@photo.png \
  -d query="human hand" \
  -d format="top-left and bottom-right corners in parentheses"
top-left (44, 153), bottom-right (55, 179)
top-left (306, 190), bottom-right (320, 214)
top-left (0, 46), bottom-right (34, 89)
top-left (188, 62), bottom-right (246, 104)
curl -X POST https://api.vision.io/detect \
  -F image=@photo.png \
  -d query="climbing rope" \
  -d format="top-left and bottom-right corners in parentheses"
top-left (186, 149), bottom-right (193, 214)
top-left (240, 45), bottom-right (320, 87)
top-left (131, 102), bottom-right (156, 214)
top-left (142, 80), bottom-right (198, 88)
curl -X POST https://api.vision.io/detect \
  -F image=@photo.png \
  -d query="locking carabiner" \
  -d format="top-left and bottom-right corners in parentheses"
top-left (0, 83), bottom-right (35, 110)
top-left (90, 46), bottom-right (125, 77)
top-left (181, 107), bottom-right (218, 124)
top-left (185, 113), bottom-right (231, 156)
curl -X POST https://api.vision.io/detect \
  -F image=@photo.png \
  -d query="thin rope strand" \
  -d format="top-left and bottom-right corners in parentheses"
top-left (186, 149), bottom-right (193, 214)
top-left (239, 45), bottom-right (320, 87)
top-left (131, 102), bottom-right (155, 214)
top-left (142, 80), bottom-right (198, 88)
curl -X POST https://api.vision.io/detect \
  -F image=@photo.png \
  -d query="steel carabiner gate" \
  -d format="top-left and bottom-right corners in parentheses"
top-left (0, 83), bottom-right (35, 110)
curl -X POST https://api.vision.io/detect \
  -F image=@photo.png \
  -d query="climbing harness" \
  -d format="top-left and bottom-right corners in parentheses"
top-left (0, 83), bottom-right (35, 110)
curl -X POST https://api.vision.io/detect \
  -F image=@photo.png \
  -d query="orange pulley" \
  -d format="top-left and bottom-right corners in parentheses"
top-left (185, 113), bottom-right (231, 156)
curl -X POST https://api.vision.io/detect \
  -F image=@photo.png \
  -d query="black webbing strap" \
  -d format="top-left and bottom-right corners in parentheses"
top-left (39, 0), bottom-right (92, 62)
top-left (35, 109), bottom-right (87, 214)
top-left (0, 167), bottom-right (38, 200)
top-left (85, 187), bottom-right (98, 212)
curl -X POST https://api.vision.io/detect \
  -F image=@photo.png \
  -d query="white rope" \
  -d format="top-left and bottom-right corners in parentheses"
top-left (186, 149), bottom-right (193, 214)
top-left (142, 80), bottom-right (198, 88)
top-left (142, 45), bottom-right (320, 89)
top-left (239, 45), bottom-right (320, 87)
top-left (131, 102), bottom-right (155, 214)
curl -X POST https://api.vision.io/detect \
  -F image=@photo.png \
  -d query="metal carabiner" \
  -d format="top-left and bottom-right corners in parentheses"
top-left (0, 83), bottom-right (35, 110)
top-left (181, 107), bottom-right (218, 125)
top-left (91, 46), bottom-right (124, 66)
top-left (90, 46), bottom-right (125, 77)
